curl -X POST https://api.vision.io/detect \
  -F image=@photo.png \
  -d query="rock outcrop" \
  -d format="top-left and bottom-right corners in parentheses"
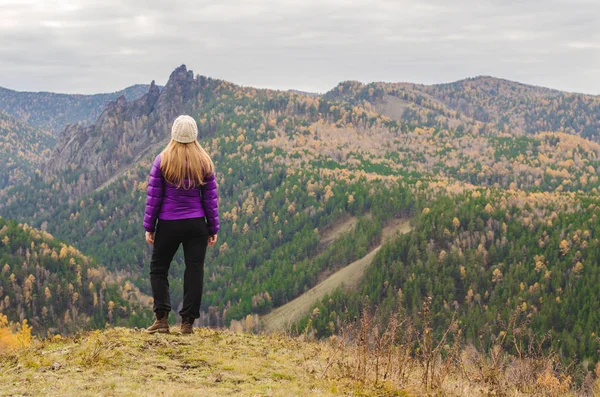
top-left (46, 65), bottom-right (211, 196)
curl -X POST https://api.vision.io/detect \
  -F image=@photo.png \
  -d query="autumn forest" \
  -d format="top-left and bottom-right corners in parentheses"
top-left (1, 65), bottom-right (600, 379)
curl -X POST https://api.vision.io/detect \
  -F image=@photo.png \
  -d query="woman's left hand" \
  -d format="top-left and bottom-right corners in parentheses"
top-left (145, 231), bottom-right (155, 244)
top-left (208, 234), bottom-right (218, 247)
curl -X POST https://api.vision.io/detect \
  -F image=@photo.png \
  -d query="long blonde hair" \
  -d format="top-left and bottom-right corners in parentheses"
top-left (160, 139), bottom-right (214, 189)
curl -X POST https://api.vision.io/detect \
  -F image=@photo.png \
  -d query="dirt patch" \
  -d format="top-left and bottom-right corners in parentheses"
top-left (382, 217), bottom-right (412, 241)
top-left (373, 95), bottom-right (409, 121)
top-left (317, 216), bottom-right (358, 252)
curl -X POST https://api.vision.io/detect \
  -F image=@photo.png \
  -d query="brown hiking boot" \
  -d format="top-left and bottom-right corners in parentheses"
top-left (146, 312), bottom-right (169, 334)
top-left (180, 316), bottom-right (195, 335)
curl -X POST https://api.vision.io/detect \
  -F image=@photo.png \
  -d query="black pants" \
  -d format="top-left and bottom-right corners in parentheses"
top-left (150, 217), bottom-right (208, 319)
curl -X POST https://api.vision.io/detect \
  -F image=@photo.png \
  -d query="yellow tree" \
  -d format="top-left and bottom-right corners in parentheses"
top-left (452, 217), bottom-right (461, 230)
top-left (559, 240), bottom-right (570, 256)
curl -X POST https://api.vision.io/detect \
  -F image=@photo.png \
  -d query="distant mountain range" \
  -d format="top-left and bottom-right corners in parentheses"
top-left (327, 76), bottom-right (600, 139)
top-left (0, 84), bottom-right (154, 135)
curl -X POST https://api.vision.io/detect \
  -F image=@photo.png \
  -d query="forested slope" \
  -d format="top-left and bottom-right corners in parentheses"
top-left (0, 111), bottom-right (55, 188)
top-left (0, 217), bottom-right (150, 335)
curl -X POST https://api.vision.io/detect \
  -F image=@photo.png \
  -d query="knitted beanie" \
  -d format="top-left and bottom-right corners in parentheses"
top-left (171, 115), bottom-right (198, 143)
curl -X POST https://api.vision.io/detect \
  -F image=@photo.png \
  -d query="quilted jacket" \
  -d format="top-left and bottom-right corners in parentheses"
top-left (143, 154), bottom-right (220, 235)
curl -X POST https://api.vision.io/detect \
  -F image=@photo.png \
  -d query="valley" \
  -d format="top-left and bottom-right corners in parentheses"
top-left (1, 64), bottom-right (600, 372)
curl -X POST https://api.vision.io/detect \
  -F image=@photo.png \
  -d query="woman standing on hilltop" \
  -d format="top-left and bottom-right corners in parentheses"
top-left (143, 115), bottom-right (219, 335)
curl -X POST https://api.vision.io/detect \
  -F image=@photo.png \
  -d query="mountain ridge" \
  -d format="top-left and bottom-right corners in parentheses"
top-left (0, 83), bottom-right (155, 135)
top-left (329, 75), bottom-right (600, 97)
top-left (48, 65), bottom-right (600, 203)
top-left (326, 75), bottom-right (600, 138)
top-left (0, 83), bottom-right (151, 97)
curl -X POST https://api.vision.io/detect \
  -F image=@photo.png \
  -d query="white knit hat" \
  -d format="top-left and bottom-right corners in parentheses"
top-left (171, 115), bottom-right (198, 143)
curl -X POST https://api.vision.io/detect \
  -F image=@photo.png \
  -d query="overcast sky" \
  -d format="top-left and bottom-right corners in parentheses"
top-left (0, 0), bottom-right (599, 95)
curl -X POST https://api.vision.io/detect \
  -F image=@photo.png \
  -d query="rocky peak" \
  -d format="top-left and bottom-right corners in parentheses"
top-left (158, 65), bottom-right (198, 103)
top-left (148, 80), bottom-right (160, 96)
top-left (164, 65), bottom-right (194, 88)
top-left (45, 65), bottom-right (210, 199)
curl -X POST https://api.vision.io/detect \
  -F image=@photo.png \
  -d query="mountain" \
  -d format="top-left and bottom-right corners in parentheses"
top-left (327, 76), bottom-right (600, 139)
top-left (0, 84), bottom-right (152, 135)
top-left (0, 111), bottom-right (55, 188)
top-left (0, 217), bottom-right (151, 335)
top-left (46, 66), bottom-right (202, 195)
top-left (426, 76), bottom-right (600, 138)
top-left (2, 65), bottom-right (600, 372)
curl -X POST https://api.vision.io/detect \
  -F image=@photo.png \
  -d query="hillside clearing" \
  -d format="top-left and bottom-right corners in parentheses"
top-left (262, 218), bottom-right (412, 332)
top-left (317, 216), bottom-right (358, 252)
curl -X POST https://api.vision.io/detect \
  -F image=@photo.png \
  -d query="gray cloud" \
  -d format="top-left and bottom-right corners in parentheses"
top-left (0, 0), bottom-right (598, 94)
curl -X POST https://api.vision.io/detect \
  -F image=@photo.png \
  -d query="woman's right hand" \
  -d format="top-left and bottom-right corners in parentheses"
top-left (208, 234), bottom-right (218, 247)
top-left (145, 231), bottom-right (155, 245)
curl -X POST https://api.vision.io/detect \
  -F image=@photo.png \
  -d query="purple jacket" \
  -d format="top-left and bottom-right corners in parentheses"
top-left (143, 154), bottom-right (220, 235)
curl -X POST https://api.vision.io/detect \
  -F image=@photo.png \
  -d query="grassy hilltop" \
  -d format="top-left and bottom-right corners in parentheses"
top-left (1, 327), bottom-right (365, 397)
top-left (1, 325), bottom-right (593, 396)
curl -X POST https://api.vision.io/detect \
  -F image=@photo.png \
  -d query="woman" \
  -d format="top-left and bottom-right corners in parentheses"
top-left (143, 115), bottom-right (219, 335)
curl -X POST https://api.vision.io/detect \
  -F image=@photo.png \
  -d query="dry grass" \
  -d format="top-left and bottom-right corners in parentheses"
top-left (1, 321), bottom-right (597, 396)
top-left (307, 298), bottom-right (599, 397)
top-left (0, 327), bottom-right (357, 397)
